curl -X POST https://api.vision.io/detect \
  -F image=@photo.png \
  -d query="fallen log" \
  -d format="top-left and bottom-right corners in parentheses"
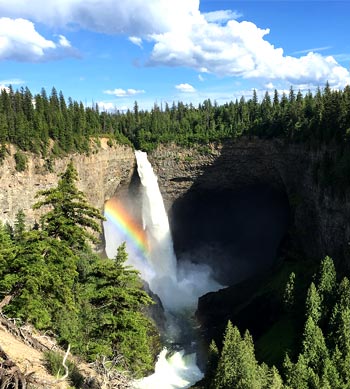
top-left (0, 345), bottom-right (31, 389)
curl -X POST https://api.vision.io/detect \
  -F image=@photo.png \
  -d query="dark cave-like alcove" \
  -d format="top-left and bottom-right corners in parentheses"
top-left (170, 184), bottom-right (290, 286)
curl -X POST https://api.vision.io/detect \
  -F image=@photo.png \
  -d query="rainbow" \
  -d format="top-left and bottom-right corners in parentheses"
top-left (104, 198), bottom-right (148, 257)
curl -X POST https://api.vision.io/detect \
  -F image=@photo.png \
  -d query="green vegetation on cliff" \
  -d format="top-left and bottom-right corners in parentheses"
top-left (1, 83), bottom-right (350, 154)
top-left (0, 163), bottom-right (158, 378)
top-left (199, 256), bottom-right (350, 389)
top-left (2, 83), bottom-right (350, 195)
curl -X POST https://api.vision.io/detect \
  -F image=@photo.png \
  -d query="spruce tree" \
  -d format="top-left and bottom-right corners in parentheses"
top-left (87, 243), bottom-right (156, 377)
top-left (214, 321), bottom-right (262, 389)
top-left (305, 282), bottom-right (322, 324)
top-left (33, 161), bottom-right (105, 251)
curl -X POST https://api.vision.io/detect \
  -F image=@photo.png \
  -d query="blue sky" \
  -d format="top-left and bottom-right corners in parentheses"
top-left (0, 0), bottom-right (349, 111)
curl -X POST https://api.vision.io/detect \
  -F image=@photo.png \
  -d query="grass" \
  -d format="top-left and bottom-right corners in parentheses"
top-left (44, 350), bottom-right (84, 388)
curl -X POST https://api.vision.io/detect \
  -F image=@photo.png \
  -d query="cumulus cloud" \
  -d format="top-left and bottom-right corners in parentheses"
top-left (97, 101), bottom-right (116, 111)
top-left (0, 17), bottom-right (56, 61)
top-left (129, 36), bottom-right (143, 48)
top-left (203, 10), bottom-right (242, 23)
top-left (0, 0), bottom-right (200, 36)
top-left (103, 88), bottom-right (145, 97)
top-left (0, 0), bottom-right (348, 87)
top-left (0, 17), bottom-right (75, 61)
top-left (150, 17), bottom-right (350, 88)
top-left (58, 34), bottom-right (71, 48)
top-left (175, 83), bottom-right (196, 93)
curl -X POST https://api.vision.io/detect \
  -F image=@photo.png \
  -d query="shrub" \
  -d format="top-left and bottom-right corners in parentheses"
top-left (14, 151), bottom-right (27, 172)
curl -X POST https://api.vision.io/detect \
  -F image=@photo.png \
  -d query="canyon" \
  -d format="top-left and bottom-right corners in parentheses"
top-left (1, 138), bottom-right (348, 265)
top-left (1, 138), bottom-right (349, 346)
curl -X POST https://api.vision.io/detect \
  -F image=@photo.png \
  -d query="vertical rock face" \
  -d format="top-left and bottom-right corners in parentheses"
top-left (149, 139), bottom-right (350, 265)
top-left (0, 142), bottom-right (135, 227)
top-left (0, 138), bottom-right (349, 267)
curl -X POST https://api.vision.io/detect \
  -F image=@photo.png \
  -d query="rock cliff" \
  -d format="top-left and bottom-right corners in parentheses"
top-left (0, 140), bottom-right (135, 228)
top-left (149, 139), bottom-right (350, 265)
top-left (1, 138), bottom-right (348, 267)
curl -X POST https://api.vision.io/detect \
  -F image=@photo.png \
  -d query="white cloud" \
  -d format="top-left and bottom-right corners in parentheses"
top-left (129, 36), bottom-right (143, 48)
top-left (58, 34), bottom-right (71, 48)
top-left (198, 74), bottom-right (205, 82)
top-left (150, 16), bottom-right (350, 88)
top-left (203, 10), bottom-right (242, 23)
top-left (0, 78), bottom-right (25, 92)
top-left (175, 83), bottom-right (196, 93)
top-left (265, 82), bottom-right (274, 89)
top-left (103, 88), bottom-right (145, 97)
top-left (293, 46), bottom-right (331, 55)
top-left (0, 1), bottom-right (348, 87)
top-left (0, 17), bottom-right (56, 61)
top-left (0, 17), bottom-right (76, 61)
top-left (97, 101), bottom-right (116, 111)
top-left (0, 78), bottom-right (25, 85)
top-left (0, 0), bottom-right (200, 36)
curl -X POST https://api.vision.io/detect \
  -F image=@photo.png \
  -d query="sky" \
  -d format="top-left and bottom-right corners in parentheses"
top-left (0, 0), bottom-right (349, 111)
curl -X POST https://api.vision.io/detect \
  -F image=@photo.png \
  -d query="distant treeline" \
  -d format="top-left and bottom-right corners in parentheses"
top-left (1, 83), bottom-right (350, 155)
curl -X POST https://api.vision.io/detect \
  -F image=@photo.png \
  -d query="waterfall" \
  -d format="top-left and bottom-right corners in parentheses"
top-left (104, 150), bottom-right (222, 389)
top-left (135, 150), bottom-right (178, 309)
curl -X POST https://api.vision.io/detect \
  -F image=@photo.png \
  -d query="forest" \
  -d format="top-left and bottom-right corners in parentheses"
top-left (1, 83), bottom-right (350, 387)
top-left (198, 256), bottom-right (350, 389)
top-left (1, 83), bottom-right (350, 194)
top-left (1, 83), bottom-right (350, 154)
top-left (0, 162), bottom-right (160, 384)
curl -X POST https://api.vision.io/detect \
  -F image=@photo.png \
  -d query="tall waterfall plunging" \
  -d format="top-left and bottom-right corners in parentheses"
top-left (134, 150), bottom-right (178, 310)
top-left (104, 150), bottom-right (222, 389)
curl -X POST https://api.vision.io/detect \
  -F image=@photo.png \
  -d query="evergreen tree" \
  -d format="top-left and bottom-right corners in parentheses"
top-left (283, 272), bottom-right (296, 311)
top-left (305, 282), bottom-right (322, 324)
top-left (317, 256), bottom-right (337, 321)
top-left (214, 322), bottom-right (262, 389)
top-left (87, 243), bottom-right (156, 377)
top-left (206, 340), bottom-right (219, 389)
top-left (13, 209), bottom-right (26, 242)
top-left (33, 161), bottom-right (105, 251)
top-left (0, 229), bottom-right (77, 329)
top-left (283, 354), bottom-right (310, 389)
top-left (301, 316), bottom-right (328, 372)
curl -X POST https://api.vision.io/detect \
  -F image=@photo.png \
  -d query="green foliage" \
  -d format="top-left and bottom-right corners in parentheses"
top-left (0, 164), bottom-right (157, 378)
top-left (44, 350), bottom-right (84, 388)
top-left (3, 84), bottom-right (350, 188)
top-left (14, 150), bottom-right (27, 171)
top-left (33, 161), bottom-right (105, 250)
top-left (213, 322), bottom-right (266, 389)
top-left (13, 209), bottom-right (26, 242)
top-left (305, 282), bottom-right (322, 324)
top-left (205, 256), bottom-right (350, 389)
top-left (205, 340), bottom-right (219, 389)
top-left (0, 230), bottom-right (78, 328)
top-left (283, 272), bottom-right (296, 311)
top-left (85, 243), bottom-right (156, 377)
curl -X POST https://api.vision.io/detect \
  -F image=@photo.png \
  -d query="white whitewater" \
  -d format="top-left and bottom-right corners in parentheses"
top-left (134, 150), bottom-right (222, 313)
top-left (135, 150), bottom-right (178, 309)
top-left (133, 349), bottom-right (203, 389)
top-left (105, 150), bottom-right (222, 389)
top-left (133, 151), bottom-right (223, 389)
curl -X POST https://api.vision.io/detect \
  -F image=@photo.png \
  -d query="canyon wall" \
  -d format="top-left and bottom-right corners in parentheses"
top-left (149, 139), bottom-right (350, 264)
top-left (0, 140), bottom-right (135, 227)
top-left (0, 138), bottom-right (349, 266)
